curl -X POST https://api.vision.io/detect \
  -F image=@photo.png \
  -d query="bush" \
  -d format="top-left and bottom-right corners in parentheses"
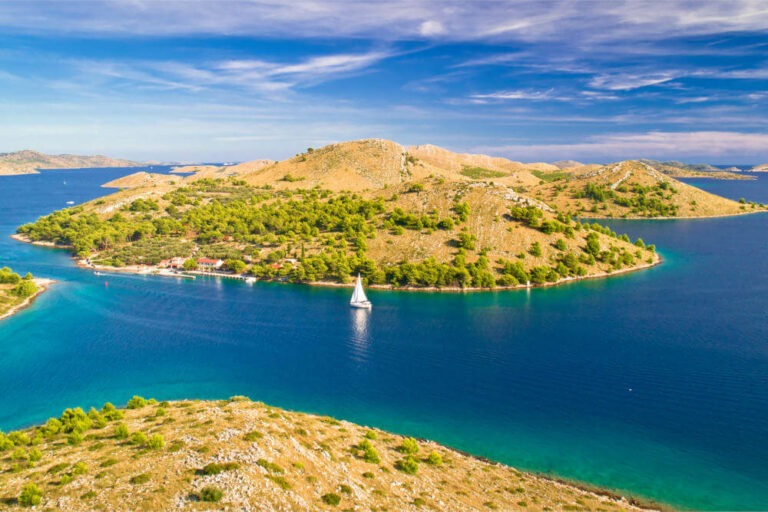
top-left (129, 473), bottom-right (151, 485)
top-left (398, 437), bottom-right (419, 455)
top-left (67, 431), bottom-right (83, 446)
top-left (18, 483), bottom-right (43, 507)
top-left (322, 493), bottom-right (342, 506)
top-left (101, 402), bottom-right (124, 421)
top-left (127, 396), bottom-right (147, 409)
top-left (72, 462), bottom-right (88, 475)
top-left (114, 423), bottom-right (129, 439)
top-left (395, 455), bottom-right (419, 475)
top-left (244, 430), bottom-right (263, 441)
top-left (199, 486), bottom-right (223, 502)
top-left (426, 451), bottom-right (443, 466)
top-left (130, 432), bottom-right (147, 446)
top-left (147, 434), bottom-right (165, 450)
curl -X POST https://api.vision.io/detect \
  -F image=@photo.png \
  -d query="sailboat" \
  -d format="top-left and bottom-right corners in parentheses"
top-left (350, 274), bottom-right (372, 309)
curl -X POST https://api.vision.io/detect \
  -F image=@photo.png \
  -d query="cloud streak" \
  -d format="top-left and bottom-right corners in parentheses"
top-left (0, 0), bottom-right (766, 43)
top-left (474, 131), bottom-right (768, 162)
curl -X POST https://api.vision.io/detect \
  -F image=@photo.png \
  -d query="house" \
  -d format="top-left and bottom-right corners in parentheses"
top-left (197, 258), bottom-right (224, 270)
top-left (159, 257), bottom-right (187, 269)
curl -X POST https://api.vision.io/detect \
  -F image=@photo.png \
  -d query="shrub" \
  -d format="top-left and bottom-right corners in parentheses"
top-left (72, 462), bottom-right (88, 475)
top-left (127, 396), bottom-right (147, 409)
top-left (362, 471), bottom-right (375, 479)
top-left (18, 483), bottom-right (43, 507)
top-left (147, 434), bottom-right (165, 450)
top-left (201, 462), bottom-right (224, 475)
top-left (101, 402), bottom-right (124, 421)
top-left (256, 458), bottom-right (284, 474)
top-left (398, 437), bottom-right (419, 455)
top-left (67, 431), bottom-right (83, 446)
top-left (395, 455), bottom-right (419, 475)
top-left (11, 448), bottom-right (29, 461)
top-left (130, 432), bottom-right (147, 446)
top-left (114, 422), bottom-right (129, 439)
top-left (322, 493), bottom-right (342, 506)
top-left (339, 484), bottom-right (352, 495)
top-left (426, 451), bottom-right (443, 466)
top-left (199, 486), bottom-right (223, 502)
top-left (244, 430), bottom-right (263, 441)
top-left (267, 475), bottom-right (292, 490)
top-left (29, 448), bottom-right (43, 462)
top-left (129, 473), bottom-right (151, 485)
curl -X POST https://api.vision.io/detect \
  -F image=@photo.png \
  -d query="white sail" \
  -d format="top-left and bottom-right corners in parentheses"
top-left (350, 274), bottom-right (371, 308)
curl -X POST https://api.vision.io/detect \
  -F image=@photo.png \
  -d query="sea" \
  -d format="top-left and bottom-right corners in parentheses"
top-left (0, 167), bottom-right (767, 510)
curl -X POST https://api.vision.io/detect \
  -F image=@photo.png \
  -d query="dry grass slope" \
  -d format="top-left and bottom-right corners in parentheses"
top-left (0, 398), bottom-right (661, 511)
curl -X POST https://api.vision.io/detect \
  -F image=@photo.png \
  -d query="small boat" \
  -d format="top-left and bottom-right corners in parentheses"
top-left (94, 271), bottom-right (103, 276)
top-left (350, 274), bottom-right (372, 309)
top-left (245, 277), bottom-right (256, 284)
top-left (66, 200), bottom-right (75, 205)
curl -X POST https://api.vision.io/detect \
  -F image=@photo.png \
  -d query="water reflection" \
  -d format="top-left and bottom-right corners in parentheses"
top-left (349, 308), bottom-right (371, 363)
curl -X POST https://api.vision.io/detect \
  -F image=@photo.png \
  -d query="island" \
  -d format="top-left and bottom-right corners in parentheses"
top-left (15, 139), bottom-right (765, 290)
top-left (15, 139), bottom-right (669, 290)
top-left (0, 396), bottom-right (660, 510)
top-left (0, 267), bottom-right (52, 321)
top-left (0, 150), bottom-right (141, 176)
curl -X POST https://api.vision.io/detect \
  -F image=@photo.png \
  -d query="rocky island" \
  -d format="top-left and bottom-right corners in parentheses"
top-left (0, 150), bottom-right (141, 176)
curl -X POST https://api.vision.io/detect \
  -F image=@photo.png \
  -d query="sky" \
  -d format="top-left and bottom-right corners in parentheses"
top-left (0, 0), bottom-right (767, 164)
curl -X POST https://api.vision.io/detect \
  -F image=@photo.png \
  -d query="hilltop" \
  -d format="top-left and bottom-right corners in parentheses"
top-left (17, 139), bottom-right (661, 290)
top-left (0, 397), bottom-right (659, 511)
top-left (529, 160), bottom-right (766, 218)
top-left (0, 150), bottom-right (141, 176)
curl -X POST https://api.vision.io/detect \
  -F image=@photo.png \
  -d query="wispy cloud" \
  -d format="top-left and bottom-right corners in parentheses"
top-left (474, 131), bottom-right (768, 162)
top-left (468, 89), bottom-right (561, 103)
top-left (61, 50), bottom-right (393, 96)
top-left (1, 1), bottom-right (766, 43)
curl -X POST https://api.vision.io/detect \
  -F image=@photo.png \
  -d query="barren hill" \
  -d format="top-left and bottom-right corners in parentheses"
top-left (0, 397), bottom-right (657, 511)
top-left (102, 172), bottom-right (179, 189)
top-left (531, 160), bottom-right (764, 218)
top-left (0, 150), bottom-right (140, 176)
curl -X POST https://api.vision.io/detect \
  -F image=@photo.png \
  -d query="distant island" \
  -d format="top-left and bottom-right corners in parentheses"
top-left (0, 150), bottom-right (141, 176)
top-left (0, 395), bottom-right (660, 510)
top-left (15, 139), bottom-right (667, 291)
top-left (0, 267), bottom-right (52, 321)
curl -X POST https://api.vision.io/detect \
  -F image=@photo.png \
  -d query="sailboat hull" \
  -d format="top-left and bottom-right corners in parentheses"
top-left (350, 301), bottom-right (372, 309)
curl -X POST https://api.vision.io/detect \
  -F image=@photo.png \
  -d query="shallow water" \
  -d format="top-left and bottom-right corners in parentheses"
top-left (1, 168), bottom-right (767, 510)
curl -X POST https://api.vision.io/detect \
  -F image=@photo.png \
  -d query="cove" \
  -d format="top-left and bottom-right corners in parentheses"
top-left (1, 168), bottom-right (767, 510)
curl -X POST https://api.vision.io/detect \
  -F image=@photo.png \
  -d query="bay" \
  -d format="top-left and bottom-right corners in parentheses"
top-left (1, 168), bottom-right (767, 510)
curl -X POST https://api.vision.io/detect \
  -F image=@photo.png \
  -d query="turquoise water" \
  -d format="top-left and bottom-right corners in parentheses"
top-left (1, 169), bottom-right (768, 510)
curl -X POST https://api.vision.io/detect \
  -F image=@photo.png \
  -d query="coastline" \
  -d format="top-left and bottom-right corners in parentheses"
top-left (0, 277), bottom-right (55, 322)
top-left (10, 231), bottom-right (664, 292)
top-left (580, 208), bottom-right (768, 221)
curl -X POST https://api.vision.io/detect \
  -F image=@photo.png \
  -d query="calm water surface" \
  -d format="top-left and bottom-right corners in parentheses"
top-left (1, 168), bottom-right (767, 510)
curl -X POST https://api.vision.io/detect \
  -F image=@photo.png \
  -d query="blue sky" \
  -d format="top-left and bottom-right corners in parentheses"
top-left (0, 1), bottom-right (767, 164)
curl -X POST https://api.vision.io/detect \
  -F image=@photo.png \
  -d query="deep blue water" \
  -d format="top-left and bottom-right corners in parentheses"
top-left (1, 168), bottom-right (767, 510)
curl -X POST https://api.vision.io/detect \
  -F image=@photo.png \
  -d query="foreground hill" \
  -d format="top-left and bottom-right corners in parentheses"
top-left (0, 397), bottom-right (658, 511)
top-left (531, 160), bottom-right (766, 218)
top-left (0, 150), bottom-right (141, 176)
top-left (17, 140), bottom-right (660, 290)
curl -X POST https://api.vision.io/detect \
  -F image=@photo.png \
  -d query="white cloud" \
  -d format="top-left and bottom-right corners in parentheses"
top-left (419, 20), bottom-right (445, 36)
top-left (1, 0), bottom-right (766, 43)
top-left (469, 89), bottom-right (558, 102)
top-left (473, 131), bottom-right (768, 162)
top-left (588, 73), bottom-right (677, 91)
